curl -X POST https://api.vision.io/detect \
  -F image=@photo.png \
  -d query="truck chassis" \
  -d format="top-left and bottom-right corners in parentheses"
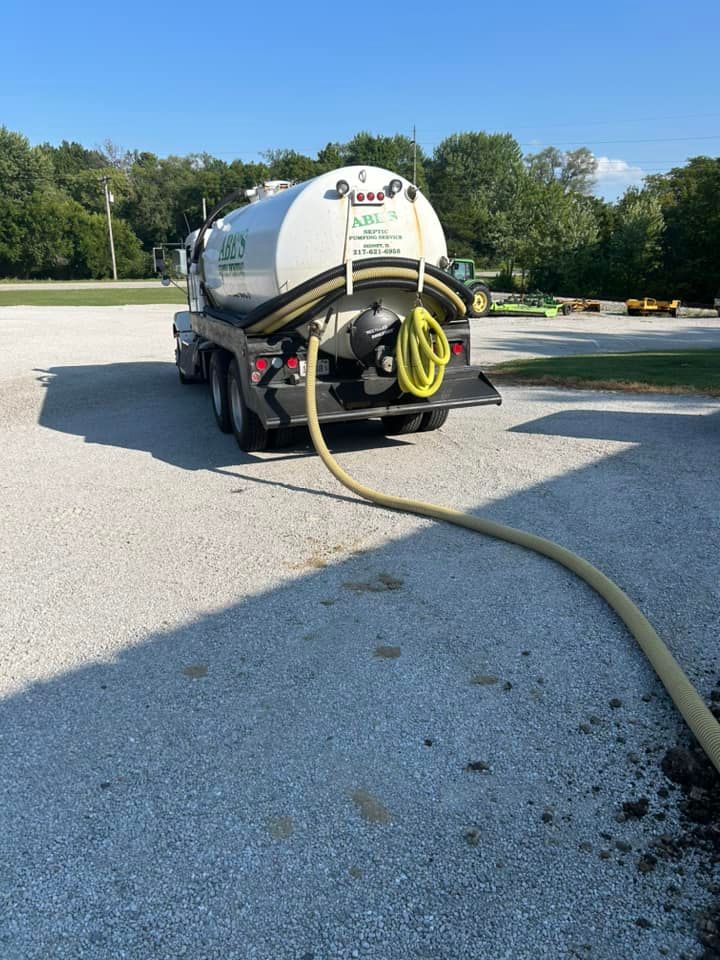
top-left (174, 309), bottom-right (501, 451)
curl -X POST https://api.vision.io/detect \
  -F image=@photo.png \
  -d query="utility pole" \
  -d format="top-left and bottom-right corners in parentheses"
top-left (412, 124), bottom-right (417, 185)
top-left (101, 177), bottom-right (118, 281)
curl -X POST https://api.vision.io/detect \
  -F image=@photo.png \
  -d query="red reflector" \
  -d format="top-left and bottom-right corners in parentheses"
top-left (356, 192), bottom-right (365, 201)
top-left (367, 191), bottom-right (375, 201)
top-left (286, 356), bottom-right (299, 370)
top-left (377, 191), bottom-right (384, 201)
top-left (255, 357), bottom-right (269, 371)
top-left (451, 342), bottom-right (464, 355)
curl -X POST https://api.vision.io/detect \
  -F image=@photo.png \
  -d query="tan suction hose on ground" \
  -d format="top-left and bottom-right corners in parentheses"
top-left (305, 329), bottom-right (720, 775)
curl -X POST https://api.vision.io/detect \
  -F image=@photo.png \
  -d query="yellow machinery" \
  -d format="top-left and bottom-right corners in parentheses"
top-left (564, 298), bottom-right (602, 313)
top-left (626, 297), bottom-right (680, 317)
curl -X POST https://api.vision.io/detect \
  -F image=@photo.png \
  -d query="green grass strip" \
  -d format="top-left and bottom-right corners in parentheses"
top-left (0, 288), bottom-right (187, 307)
top-left (491, 349), bottom-right (720, 396)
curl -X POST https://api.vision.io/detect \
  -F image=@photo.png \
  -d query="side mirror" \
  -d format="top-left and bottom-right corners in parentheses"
top-left (152, 246), bottom-right (166, 275)
top-left (171, 248), bottom-right (188, 277)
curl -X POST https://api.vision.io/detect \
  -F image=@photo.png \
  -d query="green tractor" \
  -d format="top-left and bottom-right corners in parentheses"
top-left (445, 258), bottom-right (492, 317)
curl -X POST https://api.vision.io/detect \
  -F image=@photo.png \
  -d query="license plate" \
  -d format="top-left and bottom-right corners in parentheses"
top-left (299, 358), bottom-right (329, 377)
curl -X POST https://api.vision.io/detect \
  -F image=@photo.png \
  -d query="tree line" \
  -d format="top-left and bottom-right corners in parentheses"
top-left (1, 126), bottom-right (718, 302)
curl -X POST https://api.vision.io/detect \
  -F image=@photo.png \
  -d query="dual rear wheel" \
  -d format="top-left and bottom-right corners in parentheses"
top-left (209, 352), bottom-right (292, 452)
top-left (209, 350), bottom-right (231, 433)
top-left (209, 352), bottom-right (273, 451)
top-left (381, 408), bottom-right (449, 435)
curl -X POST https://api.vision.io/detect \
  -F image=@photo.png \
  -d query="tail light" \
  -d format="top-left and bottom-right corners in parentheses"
top-left (286, 356), bottom-right (299, 370)
top-left (353, 190), bottom-right (385, 206)
top-left (255, 357), bottom-right (269, 372)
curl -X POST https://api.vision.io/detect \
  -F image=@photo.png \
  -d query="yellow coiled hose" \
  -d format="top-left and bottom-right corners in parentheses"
top-left (396, 306), bottom-right (450, 398)
top-left (304, 328), bottom-right (720, 775)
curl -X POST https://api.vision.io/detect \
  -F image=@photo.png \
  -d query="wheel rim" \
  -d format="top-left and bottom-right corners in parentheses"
top-left (211, 366), bottom-right (223, 416)
top-left (229, 377), bottom-right (243, 433)
top-left (473, 290), bottom-right (487, 313)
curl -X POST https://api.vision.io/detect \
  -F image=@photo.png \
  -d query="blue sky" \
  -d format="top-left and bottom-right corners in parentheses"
top-left (1, 0), bottom-right (718, 200)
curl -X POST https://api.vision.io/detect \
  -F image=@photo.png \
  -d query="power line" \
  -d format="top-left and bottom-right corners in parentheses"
top-left (2, 171), bottom-right (112, 182)
top-left (418, 113), bottom-right (720, 134)
top-left (525, 135), bottom-right (720, 146)
top-left (416, 135), bottom-right (720, 148)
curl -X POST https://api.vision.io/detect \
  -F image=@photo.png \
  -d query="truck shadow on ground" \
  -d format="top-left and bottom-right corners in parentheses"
top-left (7, 384), bottom-right (719, 957)
top-left (35, 360), bottom-right (409, 471)
top-left (511, 406), bottom-right (720, 443)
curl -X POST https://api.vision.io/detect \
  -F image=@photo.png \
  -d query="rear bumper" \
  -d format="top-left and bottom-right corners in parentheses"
top-left (251, 367), bottom-right (501, 427)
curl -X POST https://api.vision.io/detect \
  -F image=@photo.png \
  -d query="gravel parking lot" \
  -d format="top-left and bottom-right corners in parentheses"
top-left (1, 304), bottom-right (719, 959)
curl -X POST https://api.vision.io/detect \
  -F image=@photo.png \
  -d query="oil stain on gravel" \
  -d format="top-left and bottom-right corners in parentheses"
top-left (351, 789), bottom-right (392, 824)
top-left (182, 664), bottom-right (208, 679)
top-left (267, 816), bottom-right (294, 840)
top-left (374, 645), bottom-right (401, 659)
top-left (343, 573), bottom-right (404, 593)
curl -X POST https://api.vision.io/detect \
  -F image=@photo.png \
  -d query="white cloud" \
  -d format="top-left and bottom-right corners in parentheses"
top-left (592, 156), bottom-right (647, 201)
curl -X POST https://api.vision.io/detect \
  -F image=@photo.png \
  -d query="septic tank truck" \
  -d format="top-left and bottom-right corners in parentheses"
top-left (168, 166), bottom-right (501, 451)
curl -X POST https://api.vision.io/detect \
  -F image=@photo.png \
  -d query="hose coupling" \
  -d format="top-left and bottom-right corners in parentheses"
top-left (308, 307), bottom-right (334, 339)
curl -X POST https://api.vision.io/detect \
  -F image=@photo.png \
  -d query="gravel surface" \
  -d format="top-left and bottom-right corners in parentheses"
top-left (1, 305), bottom-right (719, 959)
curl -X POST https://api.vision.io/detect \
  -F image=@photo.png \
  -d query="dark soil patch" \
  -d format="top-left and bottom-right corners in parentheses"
top-left (465, 760), bottom-right (491, 773)
top-left (622, 797), bottom-right (650, 820)
top-left (659, 687), bottom-right (720, 958)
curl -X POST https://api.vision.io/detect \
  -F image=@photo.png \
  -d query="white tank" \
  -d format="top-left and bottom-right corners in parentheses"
top-left (199, 165), bottom-right (447, 314)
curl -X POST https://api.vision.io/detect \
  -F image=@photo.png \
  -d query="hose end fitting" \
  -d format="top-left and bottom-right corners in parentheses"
top-left (308, 307), bottom-right (333, 339)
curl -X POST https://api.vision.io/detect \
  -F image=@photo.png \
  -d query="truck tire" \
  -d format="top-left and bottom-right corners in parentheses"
top-left (227, 357), bottom-right (271, 452)
top-left (381, 412), bottom-right (425, 435)
top-left (176, 343), bottom-right (197, 385)
top-left (468, 282), bottom-right (491, 318)
top-left (209, 351), bottom-right (232, 433)
top-left (272, 426), bottom-right (296, 449)
top-left (420, 408), bottom-right (449, 431)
